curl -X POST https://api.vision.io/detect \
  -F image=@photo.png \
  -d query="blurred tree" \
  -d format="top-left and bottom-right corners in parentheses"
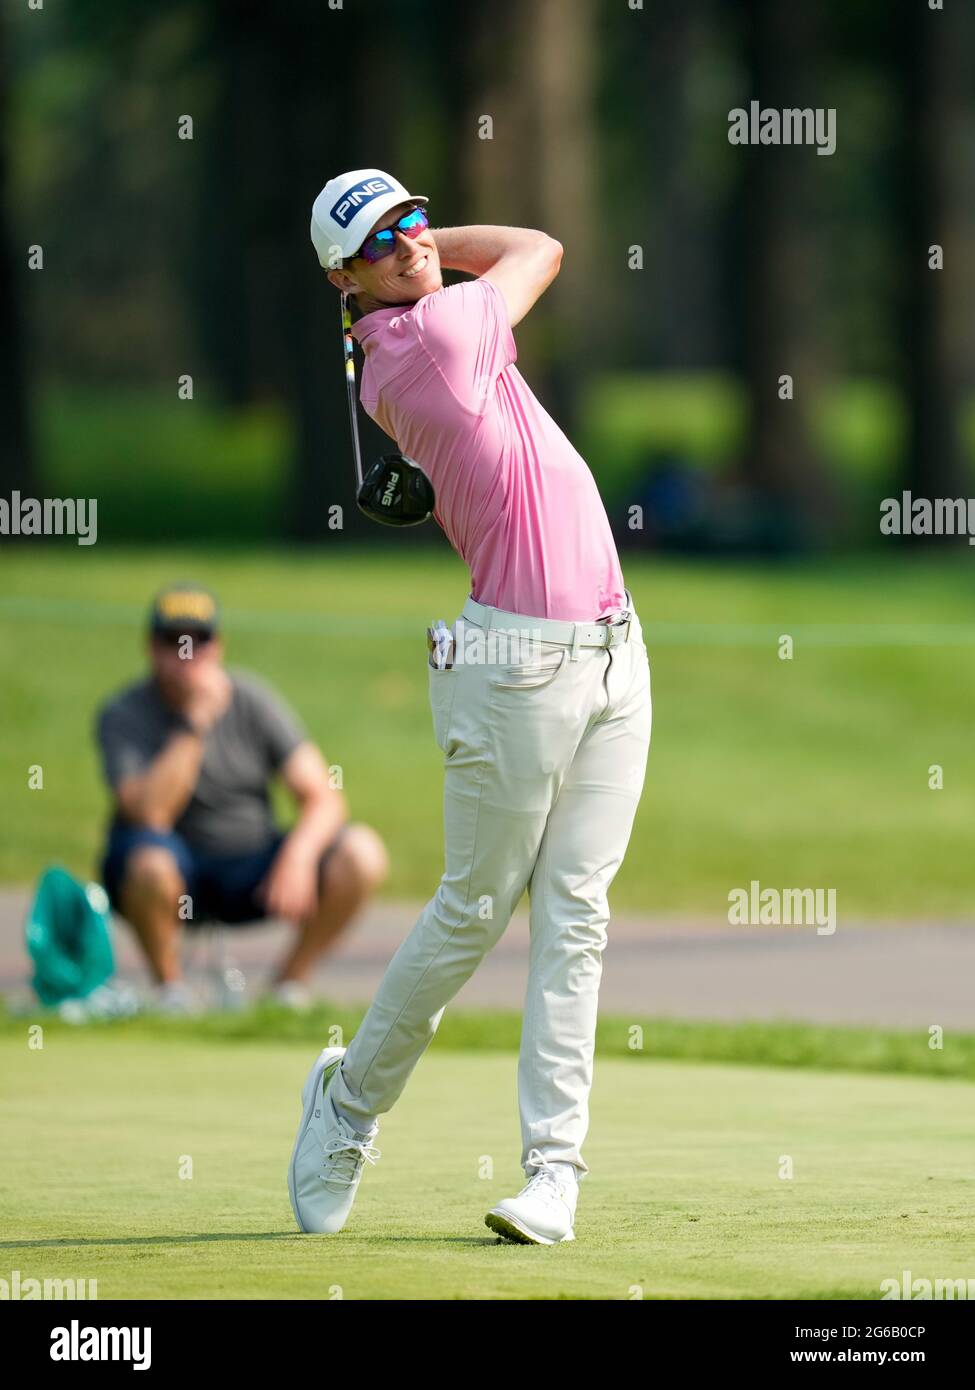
top-left (528, 0), bottom-right (598, 434)
top-left (6, 0), bottom-right (973, 548)
top-left (259, 0), bottom-right (354, 541)
top-left (602, 0), bottom-right (729, 372)
top-left (457, 0), bottom-right (571, 420)
top-left (187, 0), bottom-right (256, 408)
top-left (429, 0), bottom-right (486, 215)
top-left (0, 8), bottom-right (36, 496)
top-left (893, 0), bottom-right (969, 510)
top-left (460, 0), bottom-right (531, 228)
top-left (736, 0), bottom-right (836, 547)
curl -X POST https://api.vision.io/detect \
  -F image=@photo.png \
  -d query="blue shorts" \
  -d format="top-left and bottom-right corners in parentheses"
top-left (101, 825), bottom-right (345, 928)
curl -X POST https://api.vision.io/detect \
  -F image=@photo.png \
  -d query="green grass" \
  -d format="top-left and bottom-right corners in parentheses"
top-left (578, 371), bottom-right (746, 505)
top-left (579, 372), bottom-right (975, 512)
top-left (37, 386), bottom-right (291, 541)
top-left (4, 1001), bottom-right (975, 1083)
top-left (1, 1036), bottom-right (972, 1299)
top-left (2, 546), bottom-right (975, 914)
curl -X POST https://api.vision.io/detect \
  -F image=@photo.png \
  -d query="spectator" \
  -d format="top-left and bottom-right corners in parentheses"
top-left (95, 584), bottom-right (387, 1011)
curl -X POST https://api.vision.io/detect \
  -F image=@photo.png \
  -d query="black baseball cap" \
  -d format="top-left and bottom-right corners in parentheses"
top-left (148, 584), bottom-right (220, 637)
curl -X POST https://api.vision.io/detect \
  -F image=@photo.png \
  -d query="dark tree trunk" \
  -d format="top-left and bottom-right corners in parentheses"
top-left (613, 0), bottom-right (722, 370)
top-left (528, 0), bottom-right (598, 437)
top-left (268, 2), bottom-right (352, 541)
top-left (737, 0), bottom-right (834, 548)
top-left (895, 1), bottom-right (967, 514)
top-left (461, 0), bottom-right (567, 415)
top-left (187, 0), bottom-right (256, 409)
top-left (0, 12), bottom-right (35, 496)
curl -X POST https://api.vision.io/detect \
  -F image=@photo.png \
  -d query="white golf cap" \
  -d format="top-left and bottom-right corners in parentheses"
top-left (310, 168), bottom-right (428, 266)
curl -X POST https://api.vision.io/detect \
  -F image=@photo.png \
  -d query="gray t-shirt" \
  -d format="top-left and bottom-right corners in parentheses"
top-left (95, 669), bottom-right (306, 856)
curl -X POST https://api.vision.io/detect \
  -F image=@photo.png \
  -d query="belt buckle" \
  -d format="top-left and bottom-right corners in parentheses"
top-left (611, 609), bottom-right (632, 644)
top-left (596, 607), bottom-right (631, 646)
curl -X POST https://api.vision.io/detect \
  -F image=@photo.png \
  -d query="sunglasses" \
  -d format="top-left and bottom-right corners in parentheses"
top-left (350, 206), bottom-right (430, 265)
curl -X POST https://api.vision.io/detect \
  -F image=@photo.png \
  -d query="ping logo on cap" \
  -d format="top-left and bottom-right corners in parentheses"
top-left (331, 177), bottom-right (394, 228)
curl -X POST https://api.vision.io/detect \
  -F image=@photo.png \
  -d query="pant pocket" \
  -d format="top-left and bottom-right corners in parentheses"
top-left (487, 647), bottom-right (568, 690)
top-left (428, 666), bottom-right (458, 750)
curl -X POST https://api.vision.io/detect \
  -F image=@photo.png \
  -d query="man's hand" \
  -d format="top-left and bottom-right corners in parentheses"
top-left (112, 671), bottom-right (227, 828)
top-left (258, 834), bottom-right (321, 923)
top-left (181, 665), bottom-right (232, 734)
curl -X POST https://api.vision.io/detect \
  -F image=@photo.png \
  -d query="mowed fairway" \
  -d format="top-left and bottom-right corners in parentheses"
top-left (3, 547), bottom-right (975, 914)
top-left (2, 1034), bottom-right (973, 1300)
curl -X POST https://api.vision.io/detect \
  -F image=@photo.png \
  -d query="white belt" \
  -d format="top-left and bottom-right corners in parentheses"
top-left (461, 595), bottom-right (633, 651)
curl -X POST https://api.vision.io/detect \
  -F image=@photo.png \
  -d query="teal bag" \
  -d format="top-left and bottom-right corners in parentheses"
top-left (25, 866), bottom-right (116, 1007)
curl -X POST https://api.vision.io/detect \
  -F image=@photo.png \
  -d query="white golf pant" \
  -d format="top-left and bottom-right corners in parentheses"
top-left (330, 593), bottom-right (652, 1177)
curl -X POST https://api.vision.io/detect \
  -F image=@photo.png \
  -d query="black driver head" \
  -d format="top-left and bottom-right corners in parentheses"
top-left (356, 453), bottom-right (435, 527)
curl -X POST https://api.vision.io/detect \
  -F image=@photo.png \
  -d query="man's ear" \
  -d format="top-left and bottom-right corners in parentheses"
top-left (327, 268), bottom-right (361, 294)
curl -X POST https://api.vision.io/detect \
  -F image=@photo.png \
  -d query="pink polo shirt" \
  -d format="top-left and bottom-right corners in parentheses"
top-left (349, 277), bottom-right (626, 621)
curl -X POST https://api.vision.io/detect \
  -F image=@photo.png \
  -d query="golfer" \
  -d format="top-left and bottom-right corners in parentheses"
top-left (290, 169), bottom-right (651, 1244)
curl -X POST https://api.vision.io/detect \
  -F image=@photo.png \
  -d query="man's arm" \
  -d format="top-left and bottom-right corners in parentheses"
top-left (114, 729), bottom-right (206, 830)
top-left (432, 225), bottom-right (563, 328)
top-left (259, 742), bottom-right (348, 922)
top-left (278, 742), bottom-right (347, 860)
top-left (109, 669), bottom-right (231, 829)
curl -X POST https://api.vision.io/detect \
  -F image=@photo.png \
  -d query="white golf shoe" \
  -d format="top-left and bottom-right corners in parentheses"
top-left (288, 1046), bottom-right (380, 1234)
top-left (485, 1150), bottom-right (579, 1245)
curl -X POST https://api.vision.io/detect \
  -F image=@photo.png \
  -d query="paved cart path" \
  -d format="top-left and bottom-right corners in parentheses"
top-left (2, 887), bottom-right (972, 1027)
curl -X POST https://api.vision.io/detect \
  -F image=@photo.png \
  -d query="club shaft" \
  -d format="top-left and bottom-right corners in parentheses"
top-left (341, 292), bottom-right (365, 487)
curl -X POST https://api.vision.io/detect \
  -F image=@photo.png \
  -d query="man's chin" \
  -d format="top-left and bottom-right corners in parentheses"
top-left (365, 273), bottom-right (443, 311)
top-left (399, 271), bottom-right (443, 302)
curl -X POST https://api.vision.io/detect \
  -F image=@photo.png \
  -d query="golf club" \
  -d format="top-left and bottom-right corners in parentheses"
top-left (341, 291), bottom-right (435, 527)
